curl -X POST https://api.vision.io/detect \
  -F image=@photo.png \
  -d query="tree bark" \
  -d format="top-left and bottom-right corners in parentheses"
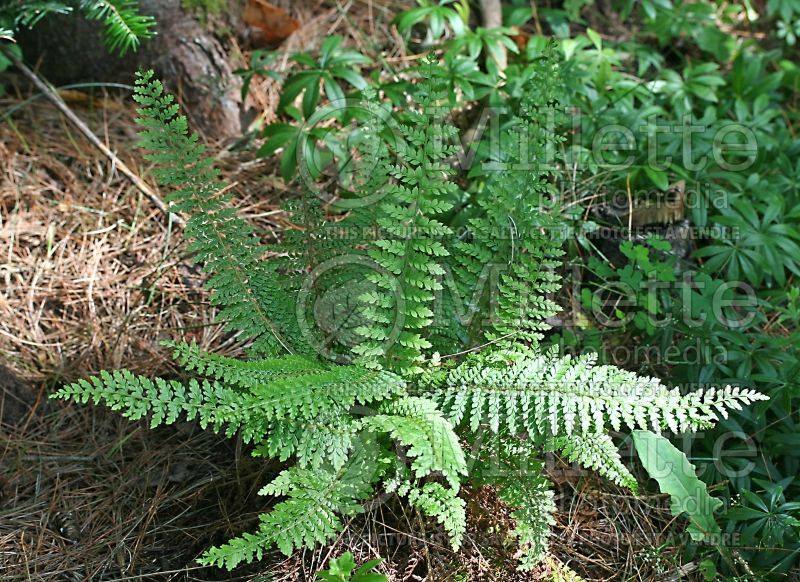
top-left (16, 0), bottom-right (246, 139)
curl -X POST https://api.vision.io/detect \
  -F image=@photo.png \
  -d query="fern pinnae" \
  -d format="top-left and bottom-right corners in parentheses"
top-left (353, 66), bottom-right (460, 374)
top-left (201, 439), bottom-right (382, 568)
top-left (548, 433), bottom-right (638, 492)
top-left (133, 72), bottom-right (301, 356)
top-left (433, 348), bottom-right (767, 438)
top-left (166, 340), bottom-right (327, 388)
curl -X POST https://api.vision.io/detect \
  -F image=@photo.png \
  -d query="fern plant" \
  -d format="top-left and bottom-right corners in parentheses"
top-left (52, 59), bottom-right (767, 573)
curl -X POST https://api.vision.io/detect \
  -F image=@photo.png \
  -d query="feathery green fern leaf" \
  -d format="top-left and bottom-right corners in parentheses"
top-left (433, 348), bottom-right (767, 437)
top-left (201, 438), bottom-right (382, 569)
top-left (2, 1), bottom-right (154, 54)
top-left (470, 437), bottom-right (556, 570)
top-left (133, 71), bottom-right (303, 356)
top-left (547, 433), bottom-right (638, 492)
top-left (352, 62), bottom-right (460, 375)
top-left (363, 396), bottom-right (467, 488)
top-left (389, 477), bottom-right (467, 549)
top-left (51, 370), bottom-right (242, 433)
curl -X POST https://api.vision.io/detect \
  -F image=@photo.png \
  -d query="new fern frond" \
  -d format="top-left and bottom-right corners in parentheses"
top-left (470, 436), bottom-right (556, 568)
top-left (387, 477), bottom-right (467, 549)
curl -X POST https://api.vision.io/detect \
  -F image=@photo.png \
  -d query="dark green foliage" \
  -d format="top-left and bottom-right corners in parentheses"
top-left (79, 0), bottom-right (155, 54)
top-left (352, 64), bottom-right (459, 375)
top-left (133, 71), bottom-right (305, 357)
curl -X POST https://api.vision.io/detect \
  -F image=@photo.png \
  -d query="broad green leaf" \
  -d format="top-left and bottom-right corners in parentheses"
top-left (632, 430), bottom-right (723, 542)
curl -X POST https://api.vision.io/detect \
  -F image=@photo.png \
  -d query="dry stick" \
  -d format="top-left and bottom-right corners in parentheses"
top-left (1, 46), bottom-right (184, 227)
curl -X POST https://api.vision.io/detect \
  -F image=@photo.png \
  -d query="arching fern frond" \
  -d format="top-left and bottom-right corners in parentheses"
top-left (51, 370), bottom-right (243, 433)
top-left (133, 71), bottom-right (303, 356)
top-left (166, 340), bottom-right (326, 388)
top-left (200, 438), bottom-right (382, 569)
top-left (469, 437), bottom-right (556, 570)
top-left (363, 396), bottom-right (467, 488)
top-left (433, 349), bottom-right (767, 437)
top-left (388, 476), bottom-right (466, 549)
top-left (449, 122), bottom-right (565, 349)
top-left (52, 362), bottom-right (407, 442)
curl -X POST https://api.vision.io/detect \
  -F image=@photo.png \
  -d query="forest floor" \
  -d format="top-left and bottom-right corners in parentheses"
top-left (0, 0), bottom-right (698, 573)
top-left (0, 78), bottom-right (694, 582)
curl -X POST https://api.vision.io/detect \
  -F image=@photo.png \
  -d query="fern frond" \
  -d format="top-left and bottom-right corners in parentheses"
top-left (448, 122), bottom-right (565, 349)
top-left (434, 349), bottom-right (767, 437)
top-left (363, 396), bottom-right (467, 488)
top-left (352, 64), bottom-right (459, 375)
top-left (548, 433), bottom-right (638, 492)
top-left (201, 438), bottom-right (381, 569)
top-left (502, 472), bottom-right (556, 570)
top-left (51, 369), bottom-right (242, 433)
top-left (166, 340), bottom-right (326, 388)
top-left (254, 414), bottom-right (357, 471)
top-left (389, 477), bottom-right (466, 549)
top-left (52, 361), bottom-right (406, 445)
top-left (133, 71), bottom-right (303, 356)
top-left (470, 437), bottom-right (556, 569)
top-left (79, 0), bottom-right (155, 55)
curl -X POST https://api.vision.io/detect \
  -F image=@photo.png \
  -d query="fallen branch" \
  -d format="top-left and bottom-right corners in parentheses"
top-left (1, 45), bottom-right (184, 226)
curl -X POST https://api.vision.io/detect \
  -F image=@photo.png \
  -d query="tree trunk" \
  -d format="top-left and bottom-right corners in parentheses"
top-left (16, 0), bottom-right (247, 139)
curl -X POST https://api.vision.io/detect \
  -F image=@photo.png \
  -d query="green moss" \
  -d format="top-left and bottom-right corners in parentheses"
top-left (182, 0), bottom-right (227, 16)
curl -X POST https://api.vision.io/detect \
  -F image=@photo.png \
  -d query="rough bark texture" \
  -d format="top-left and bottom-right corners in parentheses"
top-left (16, 0), bottom-right (246, 138)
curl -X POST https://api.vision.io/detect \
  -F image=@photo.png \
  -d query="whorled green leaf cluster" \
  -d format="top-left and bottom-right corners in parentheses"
top-left (51, 60), bottom-right (767, 572)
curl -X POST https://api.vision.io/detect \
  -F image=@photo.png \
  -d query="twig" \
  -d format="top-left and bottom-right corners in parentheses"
top-left (1, 46), bottom-right (184, 226)
top-left (626, 173), bottom-right (633, 240)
